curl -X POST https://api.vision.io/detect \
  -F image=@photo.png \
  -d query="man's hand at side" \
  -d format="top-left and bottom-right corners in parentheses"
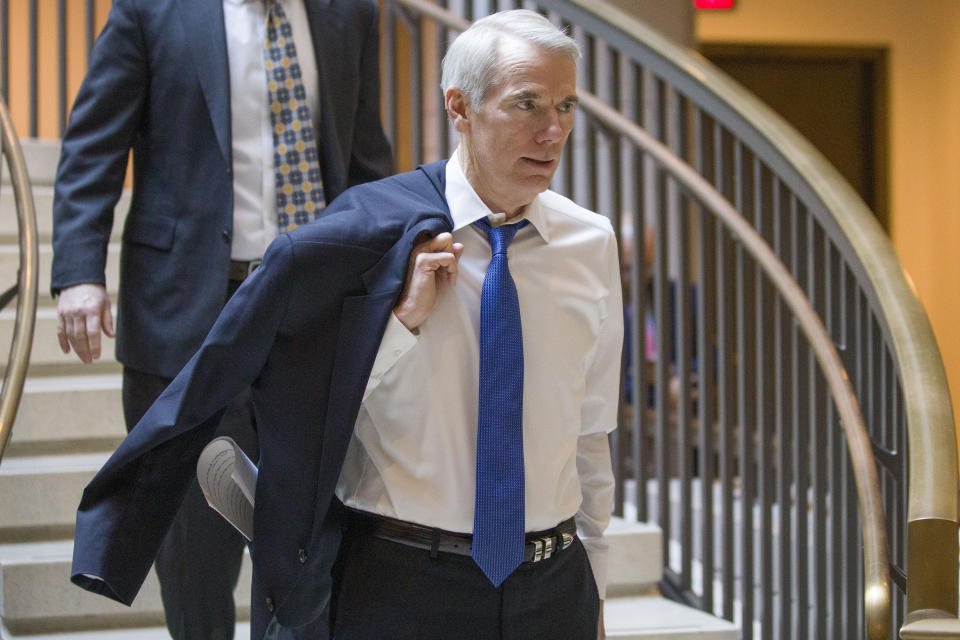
top-left (57, 283), bottom-right (115, 363)
top-left (394, 232), bottom-right (464, 331)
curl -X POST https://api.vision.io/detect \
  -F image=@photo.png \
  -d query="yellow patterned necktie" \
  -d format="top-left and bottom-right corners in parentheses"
top-left (264, 0), bottom-right (325, 233)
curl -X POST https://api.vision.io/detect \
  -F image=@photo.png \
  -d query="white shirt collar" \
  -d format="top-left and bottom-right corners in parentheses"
top-left (445, 148), bottom-right (551, 243)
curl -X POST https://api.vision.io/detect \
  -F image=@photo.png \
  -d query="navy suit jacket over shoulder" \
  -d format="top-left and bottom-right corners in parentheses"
top-left (71, 162), bottom-right (451, 638)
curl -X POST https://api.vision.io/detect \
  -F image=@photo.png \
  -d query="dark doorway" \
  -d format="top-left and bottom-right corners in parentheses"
top-left (700, 43), bottom-right (889, 230)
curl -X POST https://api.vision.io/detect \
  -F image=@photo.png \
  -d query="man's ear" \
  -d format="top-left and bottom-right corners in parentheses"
top-left (445, 87), bottom-right (471, 134)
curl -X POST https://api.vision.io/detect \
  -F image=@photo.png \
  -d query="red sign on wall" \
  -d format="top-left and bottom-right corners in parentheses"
top-left (695, 0), bottom-right (735, 8)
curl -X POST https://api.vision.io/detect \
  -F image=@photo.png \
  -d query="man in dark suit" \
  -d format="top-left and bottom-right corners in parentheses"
top-left (71, 9), bottom-right (620, 640)
top-left (51, 1), bottom-right (392, 638)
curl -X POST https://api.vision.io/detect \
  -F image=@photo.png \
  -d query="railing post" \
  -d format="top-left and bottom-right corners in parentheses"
top-left (1, 0), bottom-right (8, 102)
top-left (58, 0), bottom-right (67, 137)
top-left (28, 0), bottom-right (37, 138)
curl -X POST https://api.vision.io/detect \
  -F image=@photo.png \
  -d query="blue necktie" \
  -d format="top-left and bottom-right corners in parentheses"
top-left (471, 217), bottom-right (529, 587)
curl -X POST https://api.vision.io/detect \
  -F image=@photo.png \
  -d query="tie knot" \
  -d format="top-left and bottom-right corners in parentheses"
top-left (474, 218), bottom-right (528, 255)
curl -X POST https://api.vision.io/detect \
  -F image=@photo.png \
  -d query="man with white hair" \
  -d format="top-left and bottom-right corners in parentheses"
top-left (70, 10), bottom-right (621, 640)
top-left (332, 10), bottom-right (621, 639)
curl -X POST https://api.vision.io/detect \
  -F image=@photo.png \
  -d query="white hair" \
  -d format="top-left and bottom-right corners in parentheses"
top-left (441, 9), bottom-right (581, 108)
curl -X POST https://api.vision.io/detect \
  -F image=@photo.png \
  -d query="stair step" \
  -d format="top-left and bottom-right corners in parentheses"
top-left (4, 622), bottom-right (252, 640)
top-left (0, 307), bottom-right (120, 372)
top-left (0, 453), bottom-right (108, 540)
top-left (6, 374), bottom-right (124, 456)
top-left (0, 241), bottom-right (120, 301)
top-left (2, 139), bottom-right (61, 187)
top-left (606, 518), bottom-right (663, 595)
top-left (605, 595), bottom-right (739, 639)
top-left (0, 540), bottom-right (252, 635)
top-left (0, 184), bottom-right (130, 241)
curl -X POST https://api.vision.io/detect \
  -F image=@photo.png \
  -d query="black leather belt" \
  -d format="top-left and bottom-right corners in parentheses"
top-left (229, 259), bottom-right (262, 282)
top-left (347, 509), bottom-right (577, 564)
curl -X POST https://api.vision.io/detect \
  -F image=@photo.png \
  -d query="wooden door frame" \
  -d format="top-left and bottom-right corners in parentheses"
top-left (700, 43), bottom-right (890, 230)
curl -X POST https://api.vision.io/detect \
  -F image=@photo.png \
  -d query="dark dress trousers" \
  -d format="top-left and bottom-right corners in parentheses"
top-left (71, 163), bottom-right (455, 640)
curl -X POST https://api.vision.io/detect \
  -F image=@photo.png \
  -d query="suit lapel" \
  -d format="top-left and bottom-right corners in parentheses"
top-left (177, 0), bottom-right (231, 165)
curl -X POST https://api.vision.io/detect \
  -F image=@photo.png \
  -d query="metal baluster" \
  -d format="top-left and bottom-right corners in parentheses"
top-left (434, 5), bottom-right (451, 160)
top-left (846, 278), bottom-right (864, 640)
top-left (881, 346), bottom-right (897, 637)
top-left (57, 0), bottom-right (67, 136)
top-left (791, 198), bottom-right (810, 640)
top-left (828, 243), bottom-right (843, 639)
top-left (86, 0), bottom-right (96, 60)
top-left (714, 122), bottom-right (735, 623)
top-left (775, 187), bottom-right (794, 639)
top-left (594, 41), bottom-right (618, 222)
top-left (627, 60), bottom-right (648, 523)
top-left (734, 139), bottom-right (755, 640)
top-left (671, 89), bottom-right (694, 597)
top-left (29, 0), bottom-right (38, 137)
top-left (856, 301), bottom-right (867, 640)
top-left (755, 158), bottom-right (775, 639)
top-left (694, 107), bottom-right (716, 613)
top-left (383, 0), bottom-right (397, 151)
top-left (471, 0), bottom-right (491, 17)
top-left (809, 217), bottom-right (828, 640)
top-left (1, 0), bottom-right (8, 101)
top-left (653, 99), bottom-right (675, 582)
top-left (896, 376), bottom-right (908, 634)
top-left (572, 27), bottom-right (593, 210)
top-left (408, 12), bottom-right (422, 167)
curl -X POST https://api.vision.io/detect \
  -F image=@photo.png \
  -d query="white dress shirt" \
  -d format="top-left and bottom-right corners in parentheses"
top-left (223, 0), bottom-right (319, 260)
top-left (335, 151), bottom-right (624, 597)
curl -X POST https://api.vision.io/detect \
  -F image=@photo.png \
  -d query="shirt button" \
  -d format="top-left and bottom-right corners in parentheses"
top-left (266, 597), bottom-right (275, 613)
top-left (393, 349), bottom-right (402, 358)
top-left (298, 548), bottom-right (308, 564)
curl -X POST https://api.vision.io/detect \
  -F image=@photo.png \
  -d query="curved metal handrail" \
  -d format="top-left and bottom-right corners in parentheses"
top-left (563, 0), bottom-right (958, 624)
top-left (392, 1), bottom-right (893, 636)
top-left (0, 98), bottom-right (39, 461)
top-left (576, 90), bottom-right (892, 638)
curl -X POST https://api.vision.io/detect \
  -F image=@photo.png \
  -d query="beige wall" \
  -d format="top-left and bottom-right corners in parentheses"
top-left (698, 0), bottom-right (960, 460)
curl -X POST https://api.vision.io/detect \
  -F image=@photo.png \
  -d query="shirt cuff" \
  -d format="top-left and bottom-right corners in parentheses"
top-left (363, 312), bottom-right (419, 400)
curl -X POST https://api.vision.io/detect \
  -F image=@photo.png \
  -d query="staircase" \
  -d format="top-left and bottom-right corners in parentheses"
top-left (0, 139), bottom-right (736, 639)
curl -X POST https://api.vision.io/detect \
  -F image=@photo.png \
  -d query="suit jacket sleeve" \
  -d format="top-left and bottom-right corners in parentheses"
top-left (51, 0), bottom-right (147, 294)
top-left (346, 1), bottom-right (394, 186)
top-left (70, 233), bottom-right (297, 605)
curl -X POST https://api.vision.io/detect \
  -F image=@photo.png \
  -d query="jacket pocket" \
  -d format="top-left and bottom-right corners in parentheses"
top-left (123, 214), bottom-right (177, 251)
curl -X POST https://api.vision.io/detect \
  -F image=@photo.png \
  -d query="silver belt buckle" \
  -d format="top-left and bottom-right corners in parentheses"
top-left (531, 531), bottom-right (574, 563)
top-left (246, 259), bottom-right (262, 277)
top-left (532, 536), bottom-right (557, 563)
